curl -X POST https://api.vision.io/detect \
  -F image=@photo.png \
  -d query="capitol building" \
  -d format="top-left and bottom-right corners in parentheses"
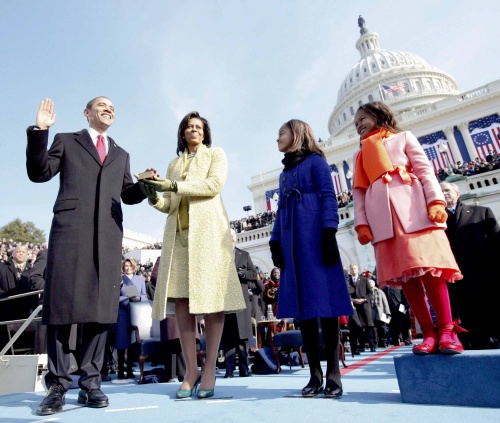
top-left (240, 18), bottom-right (500, 274)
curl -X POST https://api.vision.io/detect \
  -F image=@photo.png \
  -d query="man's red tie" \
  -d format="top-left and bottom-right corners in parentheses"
top-left (96, 134), bottom-right (107, 163)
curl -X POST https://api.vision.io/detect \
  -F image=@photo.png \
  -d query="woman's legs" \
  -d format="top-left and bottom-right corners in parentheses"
top-left (200, 311), bottom-right (224, 390)
top-left (401, 277), bottom-right (438, 354)
top-left (117, 348), bottom-right (125, 378)
top-left (299, 318), bottom-right (323, 394)
top-left (175, 298), bottom-right (200, 390)
top-left (320, 317), bottom-right (342, 395)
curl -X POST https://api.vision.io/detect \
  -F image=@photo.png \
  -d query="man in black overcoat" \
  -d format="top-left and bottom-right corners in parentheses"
top-left (347, 264), bottom-right (373, 353)
top-left (221, 229), bottom-right (256, 377)
top-left (26, 98), bottom-right (145, 415)
top-left (441, 182), bottom-right (500, 349)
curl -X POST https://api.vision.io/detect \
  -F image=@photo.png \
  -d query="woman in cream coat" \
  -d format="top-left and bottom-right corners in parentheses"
top-left (139, 111), bottom-right (244, 399)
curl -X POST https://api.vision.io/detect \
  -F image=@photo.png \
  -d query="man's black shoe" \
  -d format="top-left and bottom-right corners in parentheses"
top-left (224, 372), bottom-right (234, 378)
top-left (77, 389), bottom-right (109, 408)
top-left (101, 373), bottom-right (111, 382)
top-left (239, 370), bottom-right (252, 377)
top-left (36, 384), bottom-right (66, 416)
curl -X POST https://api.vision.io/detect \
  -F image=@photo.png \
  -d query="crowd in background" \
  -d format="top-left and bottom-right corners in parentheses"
top-left (435, 151), bottom-right (500, 181)
top-left (0, 238), bottom-right (46, 264)
top-left (122, 242), bottom-right (162, 254)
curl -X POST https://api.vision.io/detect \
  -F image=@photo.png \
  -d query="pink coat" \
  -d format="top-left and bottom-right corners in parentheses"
top-left (353, 131), bottom-right (446, 244)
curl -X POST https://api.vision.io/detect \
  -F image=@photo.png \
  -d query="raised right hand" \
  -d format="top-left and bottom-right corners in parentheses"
top-left (36, 98), bottom-right (57, 129)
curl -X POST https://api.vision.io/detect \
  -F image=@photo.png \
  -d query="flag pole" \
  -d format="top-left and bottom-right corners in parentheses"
top-left (378, 84), bottom-right (385, 101)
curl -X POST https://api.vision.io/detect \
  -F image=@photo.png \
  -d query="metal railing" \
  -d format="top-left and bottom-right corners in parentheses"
top-left (0, 290), bottom-right (43, 356)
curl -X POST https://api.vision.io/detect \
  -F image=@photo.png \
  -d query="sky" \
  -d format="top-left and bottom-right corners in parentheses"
top-left (1, 0), bottom-right (499, 242)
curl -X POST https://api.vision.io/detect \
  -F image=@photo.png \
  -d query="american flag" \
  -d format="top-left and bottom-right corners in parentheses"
top-left (328, 164), bottom-right (342, 194)
top-left (468, 114), bottom-right (500, 158)
top-left (418, 131), bottom-right (454, 172)
top-left (382, 83), bottom-right (406, 93)
top-left (265, 188), bottom-right (280, 212)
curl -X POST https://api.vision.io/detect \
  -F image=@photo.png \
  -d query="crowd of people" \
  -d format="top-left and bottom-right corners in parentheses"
top-left (122, 242), bottom-right (162, 254)
top-left (435, 151), bottom-right (500, 181)
top-left (0, 238), bottom-right (46, 264)
top-left (230, 211), bottom-right (275, 233)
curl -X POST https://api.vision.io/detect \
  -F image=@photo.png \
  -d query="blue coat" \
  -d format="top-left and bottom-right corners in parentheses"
top-left (114, 274), bottom-right (148, 349)
top-left (270, 154), bottom-right (353, 321)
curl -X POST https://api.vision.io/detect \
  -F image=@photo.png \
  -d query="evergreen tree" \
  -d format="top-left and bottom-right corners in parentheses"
top-left (0, 219), bottom-right (46, 245)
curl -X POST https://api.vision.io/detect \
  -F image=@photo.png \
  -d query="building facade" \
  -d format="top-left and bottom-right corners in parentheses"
top-left (243, 19), bottom-right (500, 274)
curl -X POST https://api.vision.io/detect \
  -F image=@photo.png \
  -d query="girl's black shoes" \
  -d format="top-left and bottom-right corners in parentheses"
top-left (301, 377), bottom-right (324, 397)
top-left (324, 379), bottom-right (343, 398)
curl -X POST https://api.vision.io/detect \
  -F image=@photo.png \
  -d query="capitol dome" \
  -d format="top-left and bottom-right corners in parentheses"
top-left (329, 18), bottom-right (460, 137)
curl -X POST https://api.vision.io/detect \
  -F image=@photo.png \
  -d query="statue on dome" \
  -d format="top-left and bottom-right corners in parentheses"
top-left (358, 15), bottom-right (368, 35)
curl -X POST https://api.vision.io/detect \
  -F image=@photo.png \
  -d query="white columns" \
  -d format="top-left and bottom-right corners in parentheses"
top-left (443, 126), bottom-right (463, 164)
top-left (457, 122), bottom-right (477, 161)
top-left (336, 161), bottom-right (348, 192)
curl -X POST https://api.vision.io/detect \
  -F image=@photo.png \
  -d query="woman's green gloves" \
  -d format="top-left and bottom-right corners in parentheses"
top-left (138, 182), bottom-right (159, 204)
top-left (142, 176), bottom-right (178, 192)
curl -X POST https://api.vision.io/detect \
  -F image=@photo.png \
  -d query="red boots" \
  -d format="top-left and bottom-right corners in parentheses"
top-left (438, 322), bottom-right (466, 354)
top-left (412, 325), bottom-right (438, 355)
top-left (412, 323), bottom-right (466, 355)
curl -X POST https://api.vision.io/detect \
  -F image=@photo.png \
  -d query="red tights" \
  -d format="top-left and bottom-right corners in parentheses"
top-left (400, 273), bottom-right (452, 333)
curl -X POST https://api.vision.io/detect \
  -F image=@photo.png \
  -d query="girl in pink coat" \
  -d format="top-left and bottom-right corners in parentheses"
top-left (352, 102), bottom-right (465, 355)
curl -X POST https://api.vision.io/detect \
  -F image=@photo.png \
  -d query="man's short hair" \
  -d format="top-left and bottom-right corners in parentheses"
top-left (85, 96), bottom-right (110, 110)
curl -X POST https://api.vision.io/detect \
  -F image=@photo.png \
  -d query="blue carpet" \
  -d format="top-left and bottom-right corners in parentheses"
top-left (1, 346), bottom-right (499, 423)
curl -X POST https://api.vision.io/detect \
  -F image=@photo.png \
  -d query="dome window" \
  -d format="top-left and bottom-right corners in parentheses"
top-left (368, 94), bottom-right (374, 102)
top-left (381, 60), bottom-right (386, 65)
top-left (356, 72), bottom-right (359, 77)
top-left (350, 106), bottom-right (354, 116)
top-left (343, 112), bottom-right (346, 122)
top-left (371, 63), bottom-right (376, 68)
top-left (363, 67), bottom-right (367, 73)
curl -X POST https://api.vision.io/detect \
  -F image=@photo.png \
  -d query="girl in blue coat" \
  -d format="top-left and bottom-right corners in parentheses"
top-left (270, 119), bottom-right (353, 398)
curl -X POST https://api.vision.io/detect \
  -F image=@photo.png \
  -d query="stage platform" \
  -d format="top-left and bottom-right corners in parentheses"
top-left (0, 345), bottom-right (498, 423)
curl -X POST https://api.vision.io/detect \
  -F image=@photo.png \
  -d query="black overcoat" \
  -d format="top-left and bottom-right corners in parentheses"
top-left (445, 200), bottom-right (500, 340)
top-left (0, 259), bottom-right (36, 321)
top-left (348, 275), bottom-right (374, 327)
top-left (221, 247), bottom-right (256, 343)
top-left (26, 127), bottom-right (145, 325)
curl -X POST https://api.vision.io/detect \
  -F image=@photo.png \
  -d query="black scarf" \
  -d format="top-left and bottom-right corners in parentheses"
top-left (282, 150), bottom-right (313, 171)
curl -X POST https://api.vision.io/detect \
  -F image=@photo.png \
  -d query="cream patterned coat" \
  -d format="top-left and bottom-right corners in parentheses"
top-left (151, 145), bottom-right (245, 319)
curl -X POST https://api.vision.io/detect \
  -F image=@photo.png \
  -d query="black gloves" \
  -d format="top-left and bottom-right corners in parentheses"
top-left (269, 240), bottom-right (285, 269)
top-left (129, 296), bottom-right (141, 302)
top-left (237, 266), bottom-right (247, 280)
top-left (321, 227), bottom-right (341, 266)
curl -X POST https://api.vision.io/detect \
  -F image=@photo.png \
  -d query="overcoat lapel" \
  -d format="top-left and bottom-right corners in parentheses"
top-left (103, 136), bottom-right (119, 167)
top-left (456, 201), bottom-right (474, 227)
top-left (74, 129), bottom-right (102, 165)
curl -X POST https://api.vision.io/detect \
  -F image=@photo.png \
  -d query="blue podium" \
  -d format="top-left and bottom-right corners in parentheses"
top-left (394, 350), bottom-right (500, 408)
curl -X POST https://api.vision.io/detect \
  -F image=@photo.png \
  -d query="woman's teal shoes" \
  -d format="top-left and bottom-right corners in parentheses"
top-left (197, 388), bottom-right (215, 399)
top-left (197, 376), bottom-right (216, 399)
top-left (176, 375), bottom-right (201, 399)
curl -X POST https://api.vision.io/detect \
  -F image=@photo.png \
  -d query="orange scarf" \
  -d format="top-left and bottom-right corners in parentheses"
top-left (353, 128), bottom-right (394, 189)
